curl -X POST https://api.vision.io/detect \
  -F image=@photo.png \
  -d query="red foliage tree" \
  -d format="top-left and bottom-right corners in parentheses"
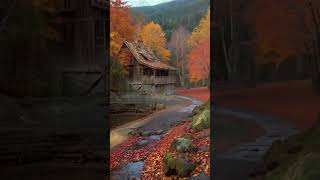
top-left (110, 0), bottom-right (135, 57)
top-left (189, 36), bottom-right (210, 82)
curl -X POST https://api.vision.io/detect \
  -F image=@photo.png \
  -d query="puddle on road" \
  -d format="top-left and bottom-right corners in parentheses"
top-left (175, 95), bottom-right (203, 113)
top-left (111, 161), bottom-right (144, 180)
top-left (148, 135), bottom-right (161, 141)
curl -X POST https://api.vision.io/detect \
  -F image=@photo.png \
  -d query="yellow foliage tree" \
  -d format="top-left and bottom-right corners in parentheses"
top-left (140, 22), bottom-right (171, 62)
top-left (188, 8), bottom-right (210, 48)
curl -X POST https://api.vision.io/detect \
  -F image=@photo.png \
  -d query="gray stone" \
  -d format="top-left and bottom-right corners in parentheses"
top-left (141, 130), bottom-right (153, 137)
top-left (148, 135), bottom-right (161, 141)
top-left (138, 140), bottom-right (149, 146)
top-left (156, 129), bottom-right (165, 135)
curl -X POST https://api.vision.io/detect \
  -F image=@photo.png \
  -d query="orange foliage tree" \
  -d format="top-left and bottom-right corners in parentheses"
top-left (140, 21), bottom-right (171, 62)
top-left (189, 37), bottom-right (210, 82)
top-left (188, 8), bottom-right (210, 83)
top-left (110, 0), bottom-right (135, 58)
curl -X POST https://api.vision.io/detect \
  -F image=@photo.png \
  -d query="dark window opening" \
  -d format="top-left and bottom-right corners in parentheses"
top-left (143, 68), bottom-right (153, 76)
top-left (156, 70), bottom-right (169, 76)
top-left (129, 67), bottom-right (133, 78)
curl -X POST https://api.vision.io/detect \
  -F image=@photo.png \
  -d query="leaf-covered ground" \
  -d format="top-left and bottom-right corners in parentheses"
top-left (176, 87), bottom-right (209, 102)
top-left (110, 120), bottom-right (210, 179)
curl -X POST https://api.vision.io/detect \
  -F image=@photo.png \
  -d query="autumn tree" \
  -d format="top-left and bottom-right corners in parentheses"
top-left (110, 0), bottom-right (135, 57)
top-left (188, 8), bottom-right (210, 48)
top-left (189, 36), bottom-right (210, 83)
top-left (140, 21), bottom-right (171, 62)
top-left (168, 26), bottom-right (190, 87)
top-left (188, 8), bottom-right (210, 84)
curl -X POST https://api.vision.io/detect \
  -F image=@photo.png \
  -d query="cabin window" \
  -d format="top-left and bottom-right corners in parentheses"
top-left (129, 67), bottom-right (133, 79)
top-left (143, 68), bottom-right (153, 76)
top-left (155, 70), bottom-right (169, 76)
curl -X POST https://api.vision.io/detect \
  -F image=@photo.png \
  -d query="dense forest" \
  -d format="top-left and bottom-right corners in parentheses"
top-left (132, 0), bottom-right (209, 40)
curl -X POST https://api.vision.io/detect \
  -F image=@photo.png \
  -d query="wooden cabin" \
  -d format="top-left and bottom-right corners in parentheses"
top-left (118, 41), bottom-right (178, 95)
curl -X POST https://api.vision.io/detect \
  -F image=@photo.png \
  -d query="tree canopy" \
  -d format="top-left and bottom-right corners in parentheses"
top-left (140, 21), bottom-right (171, 62)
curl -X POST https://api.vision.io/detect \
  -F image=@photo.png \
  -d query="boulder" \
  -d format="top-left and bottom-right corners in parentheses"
top-left (175, 157), bottom-right (195, 177)
top-left (163, 153), bottom-right (176, 176)
top-left (191, 109), bottom-right (210, 131)
top-left (170, 138), bottom-right (197, 153)
top-left (163, 153), bottom-right (195, 177)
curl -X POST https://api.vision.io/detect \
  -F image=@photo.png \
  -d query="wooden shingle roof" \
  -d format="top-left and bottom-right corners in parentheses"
top-left (123, 41), bottom-right (178, 71)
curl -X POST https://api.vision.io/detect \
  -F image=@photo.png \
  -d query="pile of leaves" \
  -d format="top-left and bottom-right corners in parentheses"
top-left (189, 129), bottom-right (210, 176)
top-left (141, 122), bottom-right (190, 178)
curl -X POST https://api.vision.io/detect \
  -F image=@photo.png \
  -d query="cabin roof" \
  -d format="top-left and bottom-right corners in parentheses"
top-left (122, 41), bottom-right (178, 71)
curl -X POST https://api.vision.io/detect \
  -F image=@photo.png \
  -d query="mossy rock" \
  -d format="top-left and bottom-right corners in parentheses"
top-left (175, 157), bottom-right (195, 177)
top-left (191, 108), bottom-right (210, 131)
top-left (192, 102), bottom-right (209, 115)
top-left (170, 138), bottom-right (197, 153)
top-left (164, 153), bottom-right (176, 175)
top-left (163, 152), bottom-right (196, 177)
